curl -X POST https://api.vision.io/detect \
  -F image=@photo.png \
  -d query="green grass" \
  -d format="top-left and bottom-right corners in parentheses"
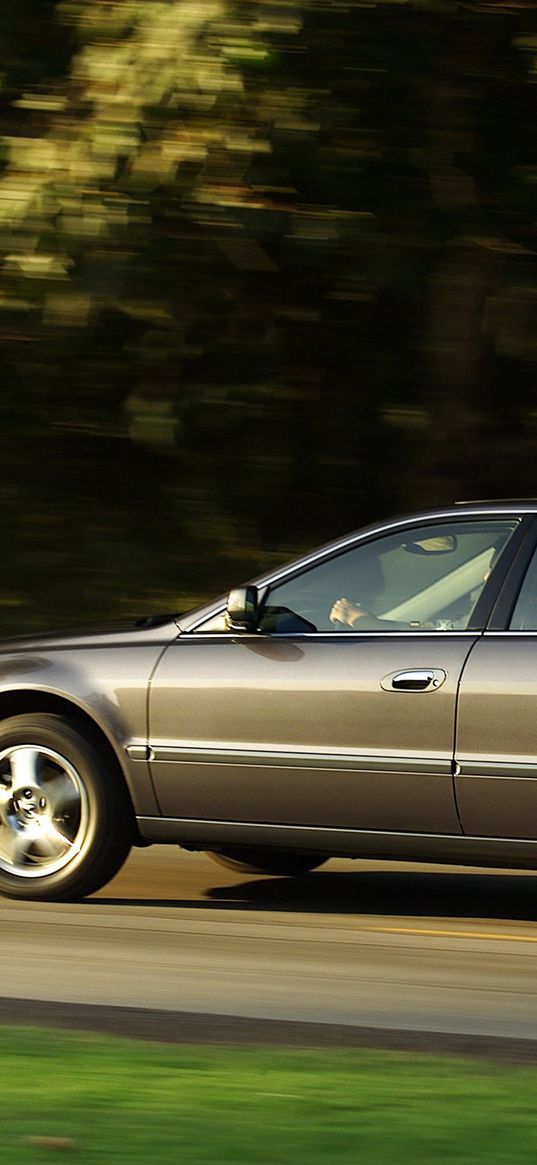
top-left (2, 1026), bottom-right (537, 1164)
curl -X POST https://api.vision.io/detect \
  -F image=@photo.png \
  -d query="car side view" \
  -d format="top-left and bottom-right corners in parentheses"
top-left (2, 499), bottom-right (537, 901)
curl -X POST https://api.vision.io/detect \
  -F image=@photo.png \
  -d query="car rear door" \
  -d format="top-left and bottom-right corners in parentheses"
top-left (455, 516), bottom-right (537, 839)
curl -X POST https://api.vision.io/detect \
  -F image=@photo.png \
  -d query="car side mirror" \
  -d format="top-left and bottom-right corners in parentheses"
top-left (225, 586), bottom-right (259, 633)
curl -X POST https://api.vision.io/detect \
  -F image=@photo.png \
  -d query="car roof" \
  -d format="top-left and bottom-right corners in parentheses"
top-left (454, 499), bottom-right (537, 509)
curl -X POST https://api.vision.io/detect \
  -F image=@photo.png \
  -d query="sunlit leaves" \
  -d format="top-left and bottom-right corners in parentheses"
top-left (0, 0), bottom-right (535, 631)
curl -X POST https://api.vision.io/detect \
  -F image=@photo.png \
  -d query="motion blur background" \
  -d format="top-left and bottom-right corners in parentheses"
top-left (1, 0), bottom-right (536, 631)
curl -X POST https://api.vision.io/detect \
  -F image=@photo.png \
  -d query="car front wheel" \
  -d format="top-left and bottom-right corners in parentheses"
top-left (0, 713), bottom-right (133, 901)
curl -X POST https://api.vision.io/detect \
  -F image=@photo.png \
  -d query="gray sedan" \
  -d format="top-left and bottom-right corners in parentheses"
top-left (1, 499), bottom-right (537, 900)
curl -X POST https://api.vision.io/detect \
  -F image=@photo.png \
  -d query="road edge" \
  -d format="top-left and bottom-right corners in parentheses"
top-left (1, 999), bottom-right (537, 1063)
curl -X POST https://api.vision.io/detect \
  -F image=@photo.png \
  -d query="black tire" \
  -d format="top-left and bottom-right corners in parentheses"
top-left (207, 848), bottom-right (327, 876)
top-left (0, 713), bottom-right (134, 901)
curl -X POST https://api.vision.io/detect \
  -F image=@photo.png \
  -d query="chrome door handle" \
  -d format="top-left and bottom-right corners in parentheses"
top-left (381, 669), bottom-right (447, 692)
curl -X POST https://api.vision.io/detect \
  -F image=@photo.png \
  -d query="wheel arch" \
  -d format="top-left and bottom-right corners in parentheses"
top-left (0, 689), bottom-right (140, 843)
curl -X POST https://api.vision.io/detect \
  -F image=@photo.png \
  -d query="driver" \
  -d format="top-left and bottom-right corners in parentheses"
top-left (329, 538), bottom-right (501, 632)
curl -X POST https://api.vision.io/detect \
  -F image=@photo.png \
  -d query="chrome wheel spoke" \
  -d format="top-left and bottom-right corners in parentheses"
top-left (29, 818), bottom-right (73, 862)
top-left (0, 815), bottom-right (73, 867)
top-left (0, 782), bottom-right (12, 811)
top-left (9, 747), bottom-right (42, 792)
top-left (1, 822), bottom-right (38, 867)
top-left (42, 772), bottom-right (79, 820)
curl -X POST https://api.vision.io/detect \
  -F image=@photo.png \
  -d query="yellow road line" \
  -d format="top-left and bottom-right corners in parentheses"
top-left (362, 925), bottom-right (537, 943)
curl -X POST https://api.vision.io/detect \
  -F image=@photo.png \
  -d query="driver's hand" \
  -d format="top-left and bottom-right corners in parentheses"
top-left (329, 597), bottom-right (366, 627)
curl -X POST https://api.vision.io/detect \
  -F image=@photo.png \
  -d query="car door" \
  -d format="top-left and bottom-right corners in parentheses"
top-left (149, 516), bottom-right (520, 834)
top-left (455, 516), bottom-right (537, 839)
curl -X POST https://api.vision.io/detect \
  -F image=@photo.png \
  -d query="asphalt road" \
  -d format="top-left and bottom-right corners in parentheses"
top-left (2, 848), bottom-right (537, 1041)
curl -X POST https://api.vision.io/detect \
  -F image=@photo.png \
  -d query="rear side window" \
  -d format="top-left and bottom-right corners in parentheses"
top-left (510, 546), bottom-right (537, 630)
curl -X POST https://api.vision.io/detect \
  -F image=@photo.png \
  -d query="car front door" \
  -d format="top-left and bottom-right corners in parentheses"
top-left (149, 517), bottom-right (520, 835)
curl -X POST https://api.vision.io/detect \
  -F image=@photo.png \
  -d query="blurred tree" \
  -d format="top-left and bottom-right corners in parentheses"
top-left (0, 0), bottom-right (536, 628)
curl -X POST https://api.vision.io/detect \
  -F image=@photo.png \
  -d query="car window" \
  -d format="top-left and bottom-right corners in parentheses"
top-left (509, 545), bottom-right (537, 630)
top-left (261, 520), bottom-right (518, 633)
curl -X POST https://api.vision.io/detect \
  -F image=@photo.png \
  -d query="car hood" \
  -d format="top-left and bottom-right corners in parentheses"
top-left (0, 613), bottom-right (181, 653)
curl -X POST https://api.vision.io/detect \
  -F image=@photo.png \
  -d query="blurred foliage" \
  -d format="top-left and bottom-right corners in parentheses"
top-left (0, 0), bottom-right (536, 628)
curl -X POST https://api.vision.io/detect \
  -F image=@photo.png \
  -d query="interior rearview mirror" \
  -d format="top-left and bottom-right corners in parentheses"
top-left (225, 585), bottom-right (259, 632)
